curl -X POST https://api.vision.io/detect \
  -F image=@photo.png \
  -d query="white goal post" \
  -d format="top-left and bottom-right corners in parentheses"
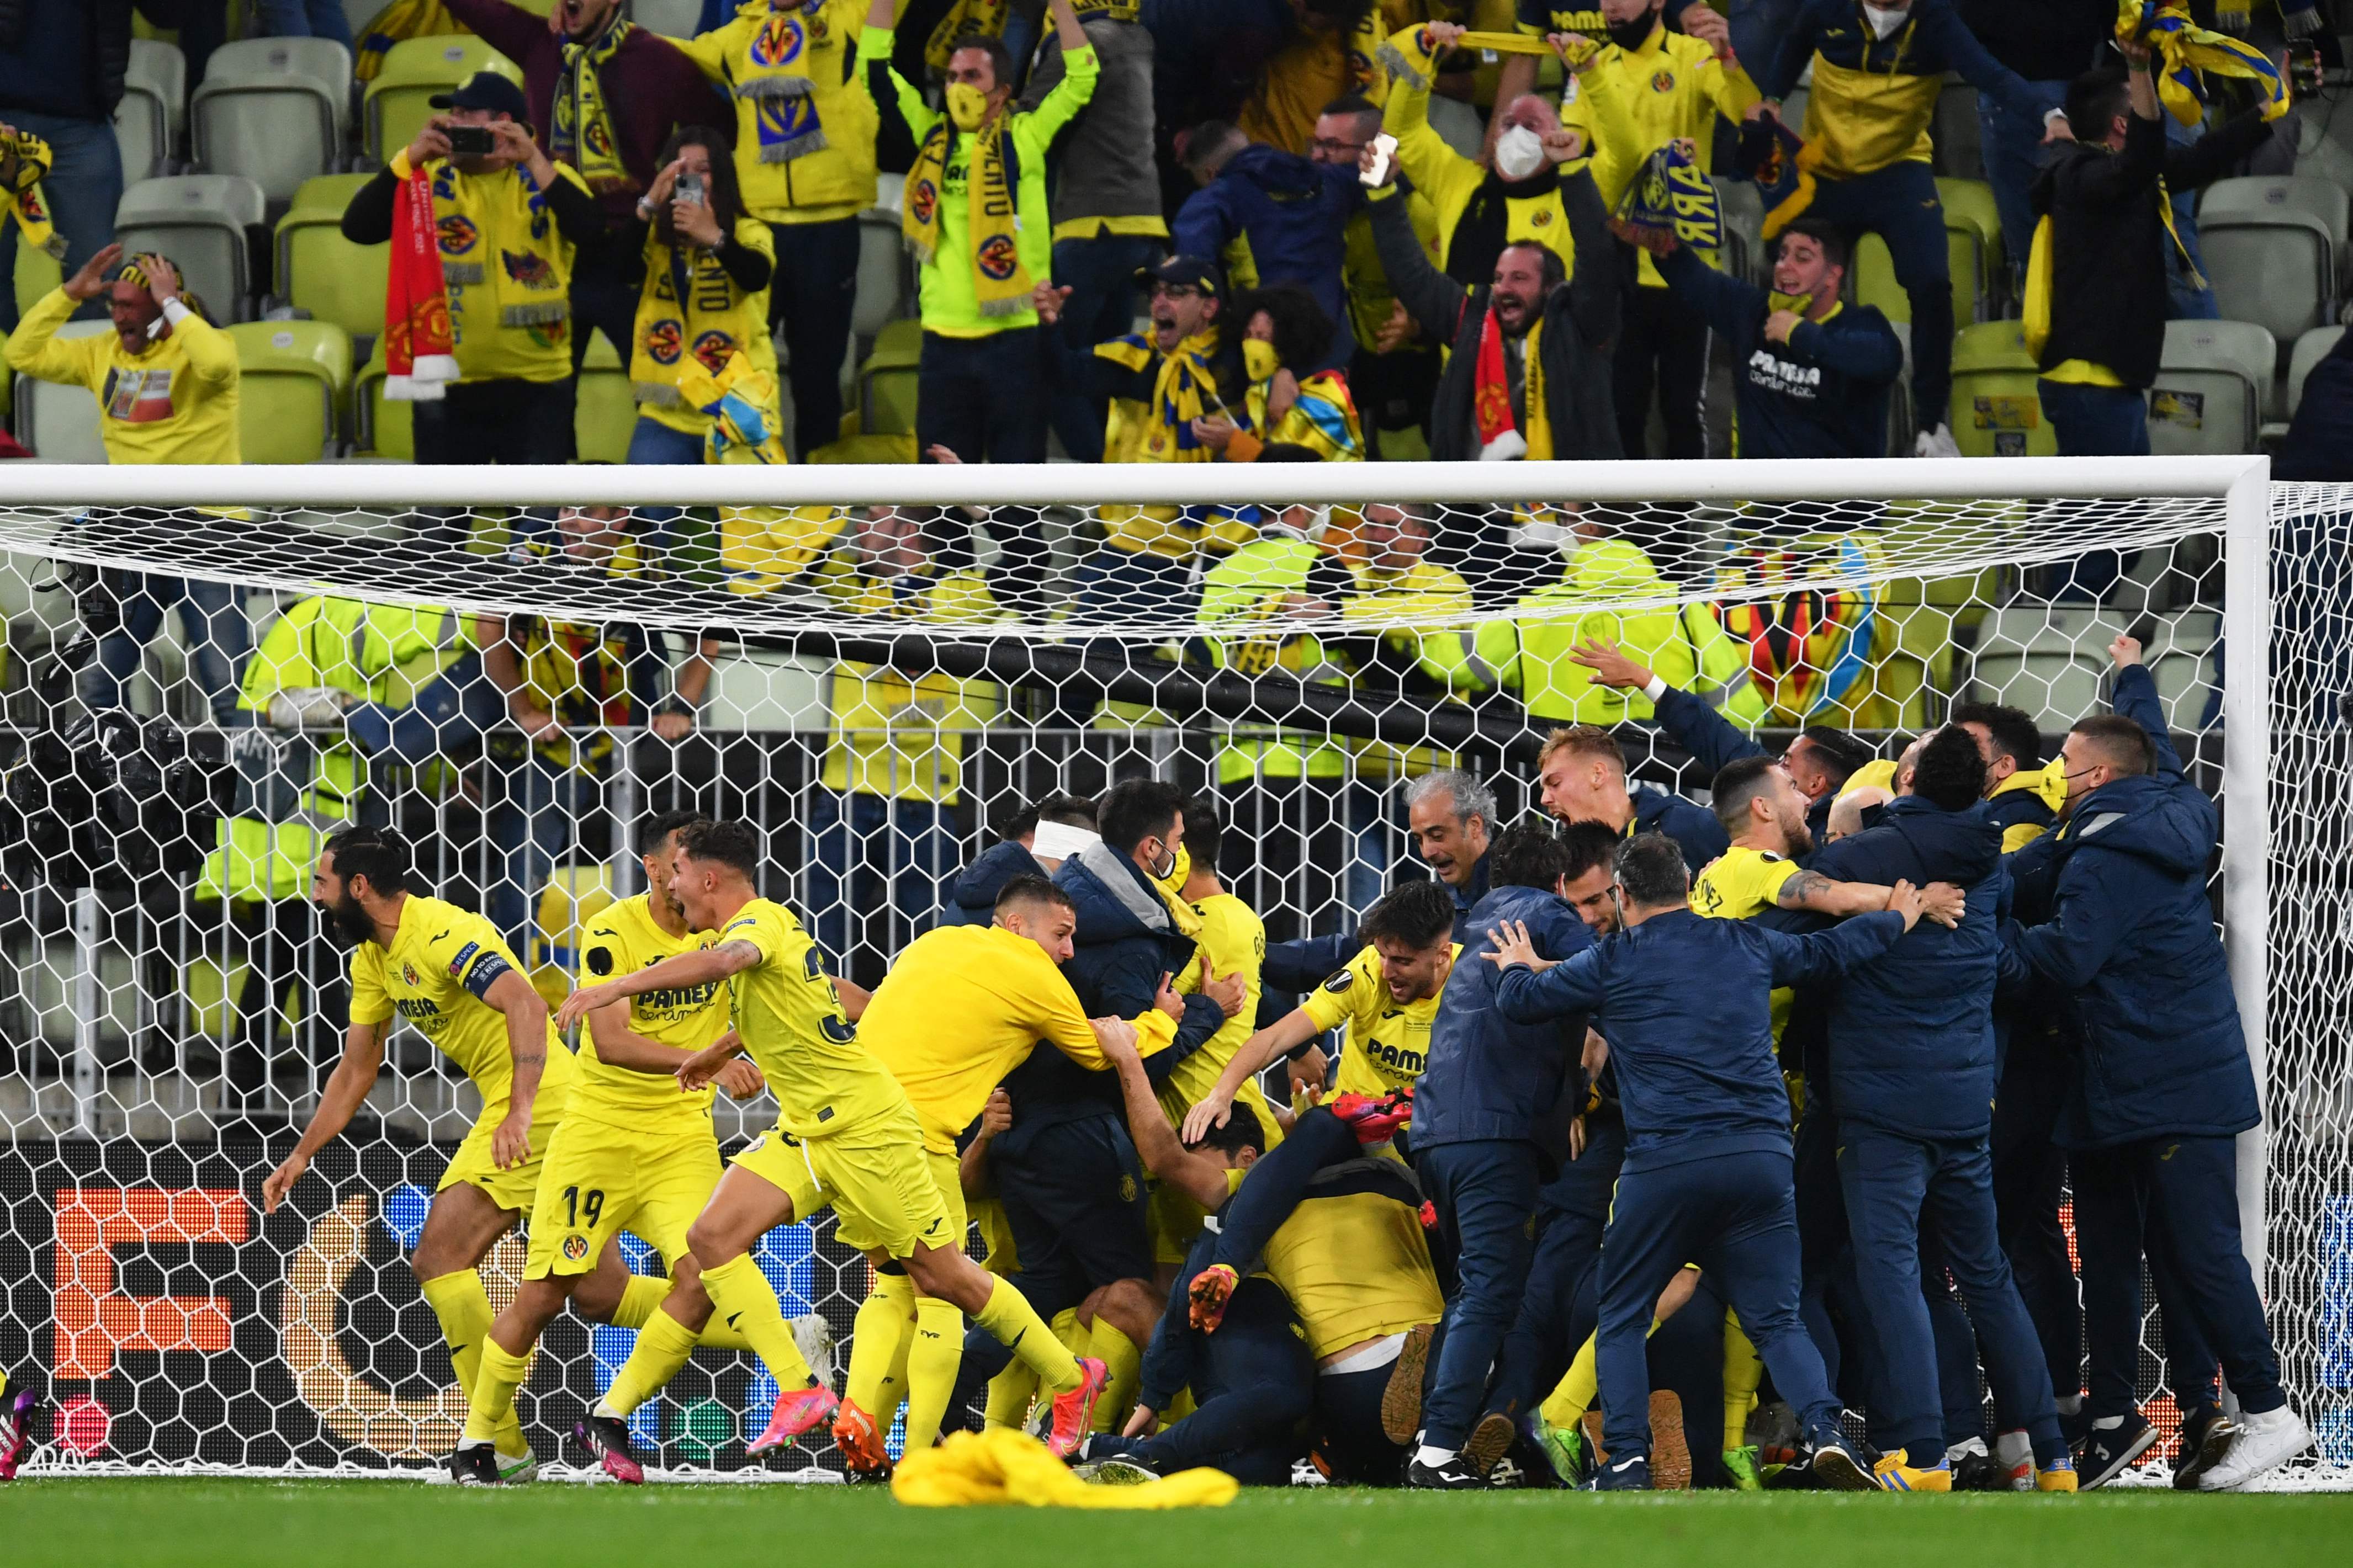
top-left (0, 453), bottom-right (2328, 1480)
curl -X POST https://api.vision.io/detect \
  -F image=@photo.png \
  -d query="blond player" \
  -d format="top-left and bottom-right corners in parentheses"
top-left (554, 821), bottom-right (1113, 1461)
top-left (261, 826), bottom-right (573, 1484)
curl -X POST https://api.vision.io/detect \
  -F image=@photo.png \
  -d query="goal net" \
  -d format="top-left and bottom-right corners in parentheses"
top-left (0, 455), bottom-right (2338, 1484)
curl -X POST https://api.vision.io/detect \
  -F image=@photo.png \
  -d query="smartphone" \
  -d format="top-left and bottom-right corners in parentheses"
top-left (2289, 39), bottom-right (2324, 100)
top-left (446, 125), bottom-right (496, 158)
top-left (676, 172), bottom-right (706, 207)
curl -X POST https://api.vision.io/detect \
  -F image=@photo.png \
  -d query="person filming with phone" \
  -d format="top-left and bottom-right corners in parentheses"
top-left (340, 71), bottom-right (607, 471)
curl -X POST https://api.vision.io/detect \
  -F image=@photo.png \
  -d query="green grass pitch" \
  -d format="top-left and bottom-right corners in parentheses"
top-left (10, 1479), bottom-right (2349, 1567)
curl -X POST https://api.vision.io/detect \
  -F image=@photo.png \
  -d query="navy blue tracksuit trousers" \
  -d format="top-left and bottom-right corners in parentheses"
top-left (1485, 1114), bottom-right (1624, 1428)
top-left (2073, 1133), bottom-right (2285, 1421)
top-left (1837, 1126), bottom-right (2064, 1464)
top-left (1597, 1149), bottom-right (1840, 1464)
top-left (1416, 1139), bottom-right (1544, 1450)
top-left (1119, 1275), bottom-right (1313, 1485)
top-left (1804, 160), bottom-right (1951, 431)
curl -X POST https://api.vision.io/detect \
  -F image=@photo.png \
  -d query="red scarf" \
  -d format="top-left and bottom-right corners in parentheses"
top-left (1471, 306), bottom-right (1525, 461)
top-left (383, 161), bottom-right (457, 400)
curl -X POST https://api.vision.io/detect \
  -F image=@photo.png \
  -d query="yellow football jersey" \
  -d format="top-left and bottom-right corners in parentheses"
top-left (1160, 891), bottom-right (1275, 1131)
top-left (572, 892), bottom-right (729, 1128)
top-left (1691, 844), bottom-right (1803, 1041)
top-left (1262, 1166), bottom-right (1446, 1359)
top-left (856, 923), bottom-right (1111, 1156)
top-left (349, 894), bottom-right (575, 1109)
top-left (719, 897), bottom-right (907, 1141)
top-left (1300, 940), bottom-right (1460, 1097)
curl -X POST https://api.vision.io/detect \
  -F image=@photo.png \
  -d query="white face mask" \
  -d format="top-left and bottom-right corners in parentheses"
top-left (1862, 2), bottom-right (1908, 40)
top-left (1494, 124), bottom-right (1547, 182)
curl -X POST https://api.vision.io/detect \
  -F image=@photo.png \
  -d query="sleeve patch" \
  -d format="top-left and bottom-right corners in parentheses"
top-left (1322, 968), bottom-right (1355, 995)
top-left (447, 941), bottom-right (479, 979)
top-left (461, 951), bottom-right (515, 1000)
top-left (586, 944), bottom-right (614, 976)
top-left (1758, 852), bottom-right (1784, 863)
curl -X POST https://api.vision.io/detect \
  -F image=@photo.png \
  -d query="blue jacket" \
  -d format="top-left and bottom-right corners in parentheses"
top-left (1762, 0), bottom-right (2047, 124)
top-left (1495, 906), bottom-right (1906, 1171)
top-left (1412, 883), bottom-right (1595, 1156)
top-left (1646, 684), bottom-right (1837, 848)
top-left (1656, 246), bottom-right (1902, 461)
top-left (934, 839), bottom-right (1045, 928)
top-left (1172, 143), bottom-right (1359, 370)
top-left (1633, 784), bottom-right (1730, 875)
top-left (994, 841), bottom-right (1226, 1150)
top-left (2008, 667), bottom-right (2256, 1150)
top-left (1261, 853), bottom-right (1493, 993)
top-left (1763, 795), bottom-right (2004, 1139)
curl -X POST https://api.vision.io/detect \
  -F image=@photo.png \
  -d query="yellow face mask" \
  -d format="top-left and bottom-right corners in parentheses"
top-left (946, 82), bottom-right (992, 132)
top-left (1154, 843), bottom-right (1192, 895)
top-left (1242, 337), bottom-right (1280, 383)
top-left (1768, 290), bottom-right (1814, 317)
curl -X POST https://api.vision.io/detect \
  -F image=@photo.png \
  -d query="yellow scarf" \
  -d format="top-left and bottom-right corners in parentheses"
top-left (1138, 327), bottom-right (1230, 463)
top-left (904, 114), bottom-right (1031, 318)
top-left (0, 130), bottom-right (65, 262)
top-left (734, 0), bottom-right (835, 164)
top-left (2122, 0), bottom-right (2289, 128)
top-left (1376, 25), bottom-right (1557, 94)
top-left (629, 225), bottom-right (771, 411)
top-left (552, 17), bottom-right (637, 195)
top-left (677, 350), bottom-right (790, 464)
top-left (431, 157), bottom-right (576, 330)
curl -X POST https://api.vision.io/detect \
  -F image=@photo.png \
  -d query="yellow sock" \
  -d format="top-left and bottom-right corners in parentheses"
top-left (696, 1307), bottom-right (754, 1353)
top-left (1540, 1319), bottom-right (1665, 1432)
top-left (464, 1338), bottom-right (533, 1445)
top-left (611, 1274), bottom-right (671, 1331)
top-left (984, 1360), bottom-right (1040, 1429)
top-left (903, 1297), bottom-right (967, 1453)
top-left (1088, 1317), bottom-right (1141, 1435)
top-left (1054, 1307), bottom-right (1082, 1351)
top-left (420, 1269), bottom-right (524, 1456)
top-left (600, 1305), bottom-right (701, 1420)
top-left (975, 1275), bottom-right (1082, 1396)
top-left (845, 1272), bottom-right (917, 1418)
top-left (699, 1253), bottom-right (815, 1391)
top-left (1721, 1310), bottom-right (1762, 1452)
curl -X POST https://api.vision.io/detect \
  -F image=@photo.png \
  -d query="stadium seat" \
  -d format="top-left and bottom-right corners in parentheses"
top-left (9, 319), bottom-right (113, 463)
top-left (2147, 318), bottom-right (2276, 456)
top-left (632, 0), bottom-right (707, 36)
top-left (2148, 609), bottom-right (2222, 730)
top-left (1946, 321), bottom-right (2055, 458)
top-left (226, 320), bottom-right (352, 463)
top-left (115, 37), bottom-right (185, 183)
top-left (858, 317), bottom-right (922, 439)
top-left (1932, 75), bottom-right (1981, 180)
top-left (12, 235), bottom-right (60, 323)
top-left (577, 332), bottom-right (634, 461)
top-left (1969, 605), bottom-right (2134, 730)
top-left (364, 36), bottom-right (523, 166)
top-left (854, 174), bottom-right (912, 339)
top-left (353, 340), bottom-right (412, 459)
top-left (274, 173), bottom-right (389, 342)
top-left (2286, 322), bottom-right (2345, 421)
top-left (192, 38), bottom-right (350, 208)
top-left (0, 325), bottom-right (9, 426)
top-left (114, 174), bottom-right (268, 323)
top-left (1713, 176), bottom-right (1763, 284)
top-left (1852, 179), bottom-right (2002, 325)
top-left (2196, 174), bottom-right (2347, 350)
top-left (1426, 92), bottom-right (1486, 164)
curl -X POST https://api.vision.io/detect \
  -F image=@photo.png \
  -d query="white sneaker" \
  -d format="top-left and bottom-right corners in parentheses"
top-left (2196, 1405), bottom-right (2313, 1491)
top-left (1993, 1428), bottom-right (2034, 1491)
top-left (1913, 423), bottom-right (1962, 459)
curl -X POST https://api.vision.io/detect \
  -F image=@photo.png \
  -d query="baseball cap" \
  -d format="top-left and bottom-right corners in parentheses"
top-left (1137, 253), bottom-right (1225, 300)
top-left (430, 71), bottom-right (531, 122)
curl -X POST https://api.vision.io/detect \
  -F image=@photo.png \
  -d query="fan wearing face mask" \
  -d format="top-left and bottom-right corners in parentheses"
top-left (1548, 0), bottom-right (1758, 466)
top-left (1752, 0), bottom-right (2073, 459)
top-left (861, 0), bottom-right (1098, 465)
top-left (1377, 22), bottom-right (1591, 288)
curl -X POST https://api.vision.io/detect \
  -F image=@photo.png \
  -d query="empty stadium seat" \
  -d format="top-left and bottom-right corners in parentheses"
top-left (633, 0), bottom-right (708, 36)
top-left (115, 37), bottom-right (185, 183)
top-left (115, 174), bottom-right (268, 323)
top-left (1969, 605), bottom-right (2134, 730)
top-left (364, 36), bottom-right (523, 166)
top-left (226, 320), bottom-right (352, 463)
top-left (353, 340), bottom-right (411, 459)
top-left (192, 38), bottom-right (350, 208)
top-left (1947, 321), bottom-right (2056, 458)
top-left (10, 319), bottom-right (113, 463)
top-left (2197, 174), bottom-right (2347, 349)
top-left (2147, 318), bottom-right (2276, 456)
top-left (854, 173), bottom-right (911, 339)
top-left (858, 317), bottom-right (921, 438)
top-left (12, 233), bottom-right (60, 321)
top-left (1851, 178), bottom-right (2003, 326)
top-left (577, 332), bottom-right (633, 461)
top-left (1713, 176), bottom-right (1763, 284)
top-left (1426, 92), bottom-right (1486, 164)
top-left (1932, 75), bottom-right (1981, 179)
top-left (2287, 323), bottom-right (2346, 422)
top-left (274, 173), bottom-right (389, 341)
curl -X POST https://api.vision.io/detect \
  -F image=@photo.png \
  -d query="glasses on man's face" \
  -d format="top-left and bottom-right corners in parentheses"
top-left (1149, 281), bottom-right (1202, 301)
top-left (1310, 136), bottom-right (1366, 158)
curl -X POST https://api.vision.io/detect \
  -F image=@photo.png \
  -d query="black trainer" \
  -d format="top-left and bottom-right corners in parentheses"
top-left (2079, 1413), bottom-right (2159, 1489)
top-left (1405, 1453), bottom-right (1488, 1489)
top-left (448, 1443), bottom-right (504, 1486)
top-left (1589, 1453), bottom-right (1651, 1491)
top-left (573, 1415), bottom-right (646, 1484)
top-left (1952, 1444), bottom-right (2007, 1492)
top-left (2172, 1409), bottom-right (2239, 1491)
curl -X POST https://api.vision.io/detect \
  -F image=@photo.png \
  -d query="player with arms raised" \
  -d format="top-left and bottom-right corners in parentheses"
top-left (261, 825), bottom-right (575, 1484)
top-left (555, 820), bottom-right (1113, 1458)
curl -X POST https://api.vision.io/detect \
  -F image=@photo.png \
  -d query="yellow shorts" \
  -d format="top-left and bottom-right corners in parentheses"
top-left (972, 1194), bottom-right (1019, 1277)
top-left (437, 1080), bottom-right (569, 1214)
top-left (522, 1110), bottom-right (724, 1280)
top-left (730, 1107), bottom-right (957, 1260)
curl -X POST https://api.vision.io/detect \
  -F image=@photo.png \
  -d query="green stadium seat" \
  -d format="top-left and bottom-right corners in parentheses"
top-left (354, 339), bottom-right (412, 459)
top-left (859, 317), bottom-right (922, 439)
top-left (363, 36), bottom-right (523, 166)
top-left (577, 332), bottom-right (634, 462)
top-left (227, 320), bottom-right (352, 463)
top-left (1947, 321), bottom-right (2055, 458)
top-left (1850, 178), bottom-right (2005, 327)
top-left (275, 174), bottom-right (389, 341)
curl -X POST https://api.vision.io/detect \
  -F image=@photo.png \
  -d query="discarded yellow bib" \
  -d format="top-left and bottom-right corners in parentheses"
top-left (891, 1428), bottom-right (1239, 1508)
